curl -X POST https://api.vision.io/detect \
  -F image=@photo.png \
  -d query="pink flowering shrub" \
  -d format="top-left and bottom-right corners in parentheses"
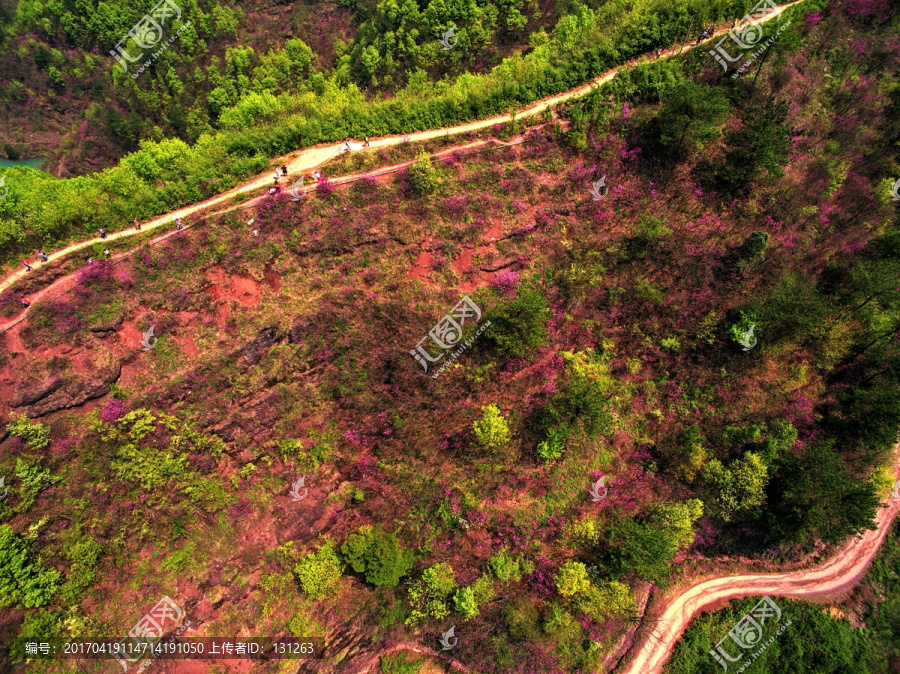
top-left (99, 399), bottom-right (128, 423)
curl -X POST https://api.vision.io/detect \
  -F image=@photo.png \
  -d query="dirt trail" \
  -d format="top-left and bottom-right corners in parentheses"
top-left (0, 133), bottom-right (530, 335)
top-left (619, 444), bottom-right (900, 674)
top-left (0, 1), bottom-right (802, 301)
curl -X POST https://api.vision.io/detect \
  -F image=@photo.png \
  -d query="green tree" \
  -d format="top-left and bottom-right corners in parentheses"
top-left (408, 151), bottom-right (439, 196)
top-left (554, 561), bottom-right (590, 597)
top-left (488, 548), bottom-right (522, 583)
top-left (294, 542), bottom-right (343, 599)
top-left (737, 231), bottom-right (770, 265)
top-left (484, 282), bottom-right (551, 358)
top-left (658, 82), bottom-right (730, 155)
top-left (765, 443), bottom-right (879, 545)
top-left (473, 404), bottom-right (510, 449)
top-left (406, 563), bottom-right (457, 625)
top-left (720, 96), bottom-right (792, 188)
top-left (703, 452), bottom-right (768, 522)
top-left (673, 425), bottom-right (708, 482)
top-left (340, 526), bottom-right (414, 588)
top-left (453, 574), bottom-right (495, 620)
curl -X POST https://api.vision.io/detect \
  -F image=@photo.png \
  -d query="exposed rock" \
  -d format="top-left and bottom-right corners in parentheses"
top-left (11, 376), bottom-right (65, 408)
top-left (241, 326), bottom-right (283, 365)
top-left (19, 364), bottom-right (122, 417)
top-left (88, 315), bottom-right (124, 333)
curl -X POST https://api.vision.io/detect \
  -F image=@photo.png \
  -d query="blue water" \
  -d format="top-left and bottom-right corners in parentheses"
top-left (0, 157), bottom-right (46, 170)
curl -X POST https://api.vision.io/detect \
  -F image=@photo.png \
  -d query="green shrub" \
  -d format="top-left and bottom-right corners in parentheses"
top-left (379, 652), bottom-right (424, 674)
top-left (340, 526), bottom-right (414, 588)
top-left (453, 574), bottom-right (496, 620)
top-left (294, 542), bottom-right (343, 599)
top-left (473, 404), bottom-right (510, 450)
top-left (484, 282), bottom-right (551, 358)
top-left (15, 459), bottom-right (61, 493)
top-left (488, 548), bottom-right (522, 584)
top-left (406, 562), bottom-right (457, 625)
top-left (6, 415), bottom-right (51, 451)
top-left (0, 525), bottom-right (61, 608)
top-left (540, 350), bottom-right (615, 454)
top-left (554, 561), bottom-right (590, 597)
top-left (407, 151), bottom-right (438, 196)
top-left (536, 426), bottom-right (567, 462)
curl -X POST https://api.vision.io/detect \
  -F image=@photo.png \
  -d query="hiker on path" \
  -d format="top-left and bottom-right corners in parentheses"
top-left (134, 219), bottom-right (141, 230)
top-left (176, 218), bottom-right (183, 231)
top-left (363, 136), bottom-right (370, 147)
top-left (656, 48), bottom-right (662, 59)
top-left (21, 259), bottom-right (32, 272)
top-left (344, 139), bottom-right (351, 152)
top-left (87, 256), bottom-right (93, 265)
top-left (104, 249), bottom-right (111, 258)
top-left (313, 171), bottom-right (322, 182)
top-left (37, 250), bottom-right (48, 262)
top-left (280, 165), bottom-right (288, 176)
top-left (20, 298), bottom-right (30, 308)
top-left (98, 227), bottom-right (107, 239)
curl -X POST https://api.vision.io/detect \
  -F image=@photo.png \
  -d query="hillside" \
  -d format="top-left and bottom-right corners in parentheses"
top-left (0, 0), bottom-right (899, 673)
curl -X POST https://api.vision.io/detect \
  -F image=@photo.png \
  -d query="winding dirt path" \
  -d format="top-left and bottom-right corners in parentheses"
top-left (0, 132), bottom-right (536, 335)
top-left (619, 447), bottom-right (900, 674)
top-left (0, 0), bottom-right (802, 301)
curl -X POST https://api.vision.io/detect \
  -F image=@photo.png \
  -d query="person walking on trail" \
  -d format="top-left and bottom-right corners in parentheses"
top-left (274, 167), bottom-right (282, 183)
top-left (98, 227), bottom-right (107, 239)
top-left (37, 250), bottom-right (48, 263)
top-left (280, 165), bottom-right (288, 176)
top-left (343, 139), bottom-right (351, 153)
top-left (20, 298), bottom-right (30, 308)
top-left (104, 248), bottom-right (111, 259)
top-left (363, 136), bottom-right (370, 147)
top-left (21, 259), bottom-right (32, 272)
top-left (134, 218), bottom-right (141, 230)
top-left (176, 218), bottom-right (184, 231)
top-left (87, 256), bottom-right (93, 265)
top-left (313, 171), bottom-right (322, 182)
top-left (656, 48), bottom-right (662, 59)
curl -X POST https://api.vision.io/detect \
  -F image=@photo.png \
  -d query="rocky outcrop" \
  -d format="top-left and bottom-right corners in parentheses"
top-left (11, 376), bottom-right (65, 408)
top-left (241, 326), bottom-right (283, 366)
top-left (14, 364), bottom-right (122, 417)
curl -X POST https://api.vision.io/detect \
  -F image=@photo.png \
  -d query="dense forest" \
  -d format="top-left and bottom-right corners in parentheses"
top-left (0, 0), bottom-right (757, 264)
top-left (0, 0), bottom-right (899, 672)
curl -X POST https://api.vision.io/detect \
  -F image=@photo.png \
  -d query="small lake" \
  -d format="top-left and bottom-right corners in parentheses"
top-left (0, 157), bottom-right (47, 171)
